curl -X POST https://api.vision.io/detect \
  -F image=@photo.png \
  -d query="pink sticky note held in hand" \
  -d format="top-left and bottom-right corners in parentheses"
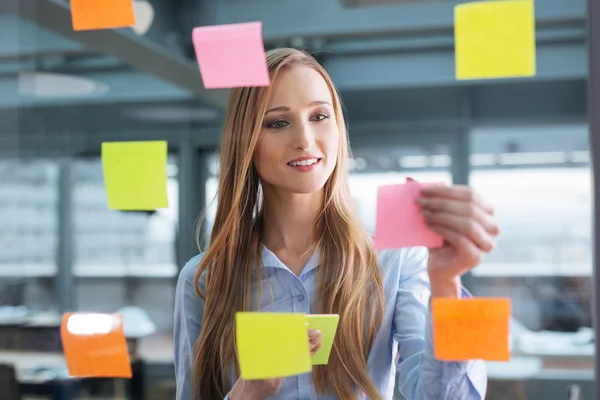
top-left (192, 21), bottom-right (270, 89)
top-left (374, 181), bottom-right (445, 250)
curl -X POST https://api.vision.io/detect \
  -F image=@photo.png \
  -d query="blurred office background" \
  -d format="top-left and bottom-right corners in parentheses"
top-left (0, 0), bottom-right (593, 399)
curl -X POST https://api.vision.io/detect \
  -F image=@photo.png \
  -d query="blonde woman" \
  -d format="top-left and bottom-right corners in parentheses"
top-left (174, 48), bottom-right (498, 400)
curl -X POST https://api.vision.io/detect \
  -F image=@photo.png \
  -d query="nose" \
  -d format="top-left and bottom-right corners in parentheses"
top-left (292, 121), bottom-right (315, 151)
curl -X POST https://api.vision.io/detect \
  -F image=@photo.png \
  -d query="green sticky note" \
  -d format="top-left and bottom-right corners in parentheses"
top-left (101, 141), bottom-right (169, 211)
top-left (307, 314), bottom-right (339, 365)
top-left (236, 312), bottom-right (312, 380)
top-left (454, 0), bottom-right (536, 80)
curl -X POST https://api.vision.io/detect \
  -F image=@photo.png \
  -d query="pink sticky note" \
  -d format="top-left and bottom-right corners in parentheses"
top-left (374, 181), bottom-right (445, 250)
top-left (191, 22), bottom-right (270, 89)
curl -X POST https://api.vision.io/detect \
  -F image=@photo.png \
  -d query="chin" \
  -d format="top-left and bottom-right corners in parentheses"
top-left (283, 179), bottom-right (328, 194)
top-left (288, 184), bottom-right (326, 194)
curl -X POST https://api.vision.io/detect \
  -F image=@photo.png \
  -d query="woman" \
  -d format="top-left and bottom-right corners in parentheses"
top-left (174, 48), bottom-right (499, 400)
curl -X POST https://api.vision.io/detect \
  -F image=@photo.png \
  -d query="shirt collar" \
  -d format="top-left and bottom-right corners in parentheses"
top-left (260, 244), bottom-right (321, 277)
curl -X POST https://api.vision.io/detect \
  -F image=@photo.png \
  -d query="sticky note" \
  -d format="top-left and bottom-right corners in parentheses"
top-left (432, 298), bottom-right (511, 361)
top-left (71, 0), bottom-right (135, 31)
top-left (454, 0), bottom-right (536, 80)
top-left (60, 313), bottom-right (132, 377)
top-left (192, 22), bottom-right (270, 89)
top-left (101, 141), bottom-right (168, 211)
top-left (307, 314), bottom-right (339, 365)
top-left (373, 181), bottom-right (444, 250)
top-left (236, 312), bottom-right (312, 379)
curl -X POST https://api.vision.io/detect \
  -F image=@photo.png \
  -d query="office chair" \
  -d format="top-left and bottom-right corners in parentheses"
top-left (0, 363), bottom-right (21, 400)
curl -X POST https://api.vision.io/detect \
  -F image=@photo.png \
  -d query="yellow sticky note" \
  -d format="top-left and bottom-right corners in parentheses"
top-left (454, 0), bottom-right (536, 80)
top-left (307, 314), bottom-right (339, 365)
top-left (236, 312), bottom-right (312, 379)
top-left (101, 141), bottom-right (169, 211)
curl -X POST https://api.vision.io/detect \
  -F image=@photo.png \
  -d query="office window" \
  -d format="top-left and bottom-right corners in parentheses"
top-left (0, 160), bottom-right (58, 310)
top-left (469, 125), bottom-right (593, 396)
top-left (71, 157), bottom-right (178, 330)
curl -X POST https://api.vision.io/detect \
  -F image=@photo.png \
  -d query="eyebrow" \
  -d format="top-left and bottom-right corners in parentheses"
top-left (265, 100), bottom-right (332, 114)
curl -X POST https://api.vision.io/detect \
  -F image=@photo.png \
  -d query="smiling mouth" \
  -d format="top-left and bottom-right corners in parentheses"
top-left (287, 158), bottom-right (321, 167)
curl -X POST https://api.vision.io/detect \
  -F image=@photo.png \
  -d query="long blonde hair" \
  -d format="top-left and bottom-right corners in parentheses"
top-left (193, 48), bottom-right (384, 400)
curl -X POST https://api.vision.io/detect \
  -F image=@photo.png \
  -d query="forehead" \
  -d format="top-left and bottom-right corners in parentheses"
top-left (267, 65), bottom-right (333, 106)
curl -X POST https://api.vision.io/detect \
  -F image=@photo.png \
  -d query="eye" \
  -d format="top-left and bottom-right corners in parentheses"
top-left (265, 119), bottom-right (289, 129)
top-left (311, 113), bottom-right (330, 122)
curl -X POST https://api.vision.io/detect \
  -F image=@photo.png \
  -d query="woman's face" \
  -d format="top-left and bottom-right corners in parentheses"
top-left (253, 65), bottom-right (339, 195)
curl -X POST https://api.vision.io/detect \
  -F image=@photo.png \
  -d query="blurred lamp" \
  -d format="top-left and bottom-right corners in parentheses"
top-left (116, 306), bottom-right (156, 338)
top-left (132, 0), bottom-right (155, 35)
top-left (18, 72), bottom-right (109, 98)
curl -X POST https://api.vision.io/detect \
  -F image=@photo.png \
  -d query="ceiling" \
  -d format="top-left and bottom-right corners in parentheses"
top-left (0, 0), bottom-right (589, 158)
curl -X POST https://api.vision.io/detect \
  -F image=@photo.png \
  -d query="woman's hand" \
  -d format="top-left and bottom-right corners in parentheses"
top-left (308, 328), bottom-right (323, 356)
top-left (230, 329), bottom-right (323, 400)
top-left (416, 184), bottom-right (500, 296)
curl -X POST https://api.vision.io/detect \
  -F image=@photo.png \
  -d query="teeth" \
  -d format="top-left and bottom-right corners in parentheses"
top-left (289, 158), bottom-right (318, 167)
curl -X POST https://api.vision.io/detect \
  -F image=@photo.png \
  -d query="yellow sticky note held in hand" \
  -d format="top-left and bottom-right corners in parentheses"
top-left (101, 141), bottom-right (169, 211)
top-left (454, 0), bottom-right (536, 80)
top-left (307, 314), bottom-right (339, 365)
top-left (236, 312), bottom-right (312, 380)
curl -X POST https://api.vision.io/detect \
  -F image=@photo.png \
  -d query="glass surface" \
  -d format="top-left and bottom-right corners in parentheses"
top-left (0, 160), bottom-right (59, 311)
top-left (470, 125), bottom-right (593, 398)
top-left (0, 4), bottom-right (592, 399)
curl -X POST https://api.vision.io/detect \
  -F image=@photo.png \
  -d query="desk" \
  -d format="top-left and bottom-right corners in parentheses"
top-left (485, 353), bottom-right (594, 400)
top-left (0, 351), bottom-right (144, 400)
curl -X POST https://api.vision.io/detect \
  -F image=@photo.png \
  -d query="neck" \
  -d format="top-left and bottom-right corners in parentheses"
top-left (261, 186), bottom-right (323, 254)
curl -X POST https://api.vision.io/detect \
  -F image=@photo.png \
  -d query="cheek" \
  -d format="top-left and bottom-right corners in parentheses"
top-left (324, 129), bottom-right (340, 160)
top-left (253, 136), bottom-right (281, 178)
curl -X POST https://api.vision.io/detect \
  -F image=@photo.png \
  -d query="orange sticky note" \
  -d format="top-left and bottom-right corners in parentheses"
top-left (432, 298), bottom-right (511, 361)
top-left (60, 313), bottom-right (132, 378)
top-left (374, 181), bottom-right (445, 250)
top-left (71, 0), bottom-right (135, 31)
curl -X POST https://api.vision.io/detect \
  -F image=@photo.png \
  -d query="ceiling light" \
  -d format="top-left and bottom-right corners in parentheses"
top-left (124, 105), bottom-right (220, 122)
top-left (18, 72), bottom-right (109, 98)
top-left (132, 0), bottom-right (155, 35)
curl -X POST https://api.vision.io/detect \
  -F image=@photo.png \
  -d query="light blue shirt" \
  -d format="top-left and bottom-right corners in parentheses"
top-left (174, 245), bottom-right (487, 400)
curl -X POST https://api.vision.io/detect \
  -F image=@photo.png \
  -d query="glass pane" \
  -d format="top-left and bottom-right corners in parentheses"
top-left (469, 125), bottom-right (593, 396)
top-left (0, 160), bottom-right (59, 311)
top-left (71, 157), bottom-right (178, 330)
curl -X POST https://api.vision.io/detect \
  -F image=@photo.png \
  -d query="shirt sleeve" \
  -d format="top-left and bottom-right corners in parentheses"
top-left (174, 258), bottom-right (204, 400)
top-left (394, 246), bottom-right (487, 400)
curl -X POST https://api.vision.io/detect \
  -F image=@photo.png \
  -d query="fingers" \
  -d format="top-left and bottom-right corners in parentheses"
top-left (310, 342), bottom-right (322, 356)
top-left (417, 197), bottom-right (500, 238)
top-left (422, 210), bottom-right (496, 252)
top-left (421, 185), bottom-right (495, 216)
top-left (428, 224), bottom-right (485, 266)
top-left (417, 185), bottom-right (500, 252)
top-left (308, 329), bottom-right (322, 355)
